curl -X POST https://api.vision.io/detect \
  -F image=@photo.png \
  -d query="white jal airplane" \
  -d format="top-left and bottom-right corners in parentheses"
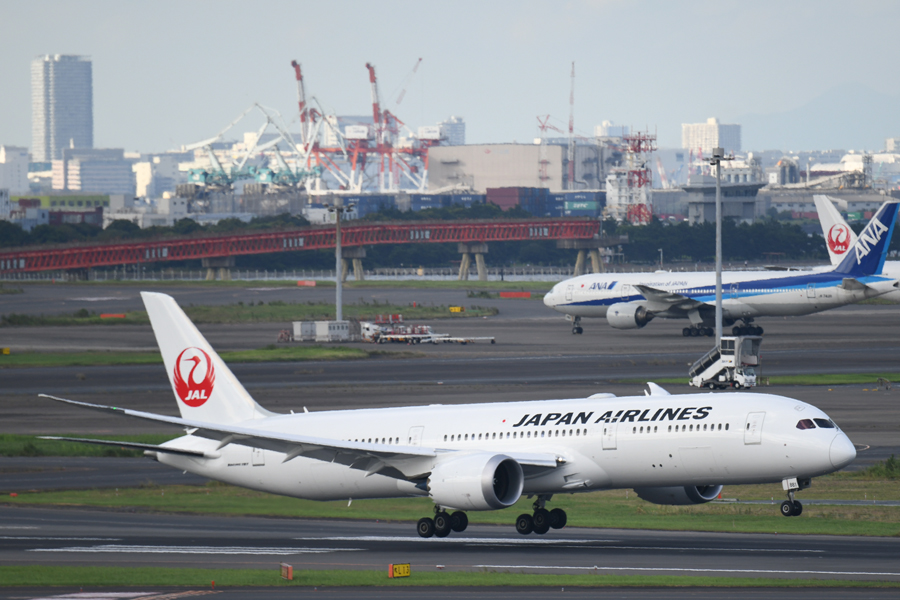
top-left (814, 194), bottom-right (900, 303)
top-left (543, 201), bottom-right (900, 336)
top-left (42, 292), bottom-right (856, 535)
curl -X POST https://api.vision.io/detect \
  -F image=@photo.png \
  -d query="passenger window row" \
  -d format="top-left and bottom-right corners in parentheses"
top-left (629, 423), bottom-right (730, 434)
top-left (442, 429), bottom-right (588, 442)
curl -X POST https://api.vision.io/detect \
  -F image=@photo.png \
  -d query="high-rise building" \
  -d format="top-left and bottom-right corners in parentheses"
top-left (31, 55), bottom-right (93, 162)
top-left (0, 146), bottom-right (30, 193)
top-left (439, 116), bottom-right (465, 146)
top-left (681, 117), bottom-right (740, 155)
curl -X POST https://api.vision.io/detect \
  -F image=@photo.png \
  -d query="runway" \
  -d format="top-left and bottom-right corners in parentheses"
top-left (3, 505), bottom-right (900, 584)
top-left (2, 283), bottom-right (899, 597)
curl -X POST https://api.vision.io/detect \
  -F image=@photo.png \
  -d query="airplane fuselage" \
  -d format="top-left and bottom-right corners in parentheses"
top-left (543, 269), bottom-right (896, 321)
top-left (159, 392), bottom-right (855, 504)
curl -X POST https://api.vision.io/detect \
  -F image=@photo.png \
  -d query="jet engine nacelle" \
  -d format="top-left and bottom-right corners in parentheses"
top-left (633, 484), bottom-right (724, 505)
top-left (606, 302), bottom-right (654, 330)
top-left (427, 453), bottom-right (524, 511)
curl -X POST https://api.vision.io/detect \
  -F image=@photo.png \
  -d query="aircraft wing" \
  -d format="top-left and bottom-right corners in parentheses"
top-left (39, 394), bottom-right (559, 481)
top-left (36, 436), bottom-right (212, 458)
top-left (633, 284), bottom-right (706, 312)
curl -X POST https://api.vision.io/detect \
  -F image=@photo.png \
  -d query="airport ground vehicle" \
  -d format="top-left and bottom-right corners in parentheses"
top-left (689, 335), bottom-right (761, 390)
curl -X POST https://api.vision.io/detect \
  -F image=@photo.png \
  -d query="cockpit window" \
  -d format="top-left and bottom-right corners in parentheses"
top-left (796, 419), bottom-right (816, 430)
top-left (814, 418), bottom-right (836, 429)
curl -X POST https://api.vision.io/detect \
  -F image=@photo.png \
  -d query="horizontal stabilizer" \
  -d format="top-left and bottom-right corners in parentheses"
top-left (36, 436), bottom-right (210, 458)
top-left (840, 278), bottom-right (869, 291)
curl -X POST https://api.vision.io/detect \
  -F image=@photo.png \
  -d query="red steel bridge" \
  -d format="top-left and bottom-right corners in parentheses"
top-left (0, 219), bottom-right (600, 273)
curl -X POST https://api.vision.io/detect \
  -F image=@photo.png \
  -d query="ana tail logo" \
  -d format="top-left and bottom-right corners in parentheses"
top-left (855, 217), bottom-right (889, 265)
top-left (173, 347), bottom-right (216, 407)
top-left (827, 223), bottom-right (851, 255)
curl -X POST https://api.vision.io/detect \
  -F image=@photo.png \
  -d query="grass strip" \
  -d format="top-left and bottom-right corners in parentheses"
top-left (0, 434), bottom-right (176, 458)
top-left (0, 301), bottom-right (498, 327)
top-left (2, 566), bottom-right (898, 588)
top-left (6, 477), bottom-right (899, 536)
top-left (31, 279), bottom-right (556, 291)
top-left (0, 344), bottom-right (369, 369)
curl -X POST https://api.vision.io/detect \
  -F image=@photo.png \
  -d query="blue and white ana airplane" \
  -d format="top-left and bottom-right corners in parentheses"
top-left (544, 201), bottom-right (900, 336)
top-left (42, 292), bottom-right (856, 536)
top-left (815, 194), bottom-right (900, 303)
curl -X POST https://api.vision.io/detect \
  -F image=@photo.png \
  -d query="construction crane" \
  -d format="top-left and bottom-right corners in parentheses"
top-left (656, 157), bottom-right (670, 190)
top-left (394, 57), bottom-right (423, 105)
top-left (568, 61), bottom-right (576, 190)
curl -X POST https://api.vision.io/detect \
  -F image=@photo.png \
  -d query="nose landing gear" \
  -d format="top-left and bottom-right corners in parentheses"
top-left (779, 477), bottom-right (810, 517)
top-left (571, 316), bottom-right (583, 335)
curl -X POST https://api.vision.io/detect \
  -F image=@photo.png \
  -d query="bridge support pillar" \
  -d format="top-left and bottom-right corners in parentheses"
top-left (342, 247), bottom-right (366, 282)
top-left (458, 243), bottom-right (488, 281)
top-left (557, 236), bottom-right (628, 275)
top-left (202, 256), bottom-right (235, 281)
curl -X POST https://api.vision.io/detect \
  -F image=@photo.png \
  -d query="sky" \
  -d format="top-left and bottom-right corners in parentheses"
top-left (3, 0), bottom-right (899, 155)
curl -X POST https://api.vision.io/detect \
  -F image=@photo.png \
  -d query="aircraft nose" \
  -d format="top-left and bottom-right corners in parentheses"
top-left (829, 433), bottom-right (856, 470)
top-left (543, 290), bottom-right (555, 307)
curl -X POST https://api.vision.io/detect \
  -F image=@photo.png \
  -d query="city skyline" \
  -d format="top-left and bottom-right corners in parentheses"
top-left (2, 0), bottom-right (900, 155)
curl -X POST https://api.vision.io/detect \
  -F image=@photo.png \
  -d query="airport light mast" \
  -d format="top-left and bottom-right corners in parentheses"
top-left (709, 147), bottom-right (732, 343)
top-left (328, 197), bottom-right (355, 322)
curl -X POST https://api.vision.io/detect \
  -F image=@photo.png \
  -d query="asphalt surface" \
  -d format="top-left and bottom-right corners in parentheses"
top-left (2, 506), bottom-right (900, 584)
top-left (1, 283), bottom-right (899, 595)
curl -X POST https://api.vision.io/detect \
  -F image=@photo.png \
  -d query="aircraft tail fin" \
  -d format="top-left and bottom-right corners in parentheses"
top-left (141, 291), bottom-right (274, 425)
top-left (814, 195), bottom-right (857, 266)
top-left (833, 201), bottom-right (899, 277)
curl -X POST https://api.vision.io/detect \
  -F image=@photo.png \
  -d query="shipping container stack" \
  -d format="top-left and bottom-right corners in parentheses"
top-left (447, 193), bottom-right (485, 208)
top-left (546, 191), bottom-right (606, 218)
top-left (346, 194), bottom-right (396, 217)
top-left (486, 187), bottom-right (548, 215)
top-left (409, 194), bottom-right (450, 212)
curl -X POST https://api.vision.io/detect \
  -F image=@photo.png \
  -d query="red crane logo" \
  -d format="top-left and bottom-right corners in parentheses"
top-left (827, 224), bottom-right (851, 255)
top-left (173, 347), bottom-right (216, 407)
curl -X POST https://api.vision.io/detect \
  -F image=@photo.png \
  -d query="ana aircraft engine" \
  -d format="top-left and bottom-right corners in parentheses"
top-left (606, 302), bottom-right (654, 329)
top-left (633, 484), bottom-right (724, 505)
top-left (427, 453), bottom-right (524, 511)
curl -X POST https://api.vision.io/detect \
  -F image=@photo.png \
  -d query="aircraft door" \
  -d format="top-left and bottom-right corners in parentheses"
top-left (744, 412), bottom-right (765, 445)
top-left (807, 284), bottom-right (816, 299)
top-left (565, 285), bottom-right (574, 302)
top-left (730, 283), bottom-right (739, 299)
top-left (408, 426), bottom-right (425, 446)
top-left (620, 284), bottom-right (632, 299)
top-left (251, 447), bottom-right (265, 466)
top-left (601, 422), bottom-right (617, 450)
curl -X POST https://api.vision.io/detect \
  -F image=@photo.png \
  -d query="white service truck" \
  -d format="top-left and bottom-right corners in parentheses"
top-left (688, 335), bottom-right (762, 390)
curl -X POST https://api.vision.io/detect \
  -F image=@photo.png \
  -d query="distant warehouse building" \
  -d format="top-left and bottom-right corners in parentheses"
top-left (51, 148), bottom-right (135, 195)
top-left (427, 143), bottom-right (604, 193)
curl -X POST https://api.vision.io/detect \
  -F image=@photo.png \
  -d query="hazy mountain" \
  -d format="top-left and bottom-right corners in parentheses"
top-left (737, 84), bottom-right (900, 152)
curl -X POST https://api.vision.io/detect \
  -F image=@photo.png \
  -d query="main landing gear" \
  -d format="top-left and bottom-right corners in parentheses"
top-left (779, 477), bottom-right (809, 517)
top-left (416, 506), bottom-right (469, 538)
top-left (682, 326), bottom-right (714, 337)
top-left (571, 316), bottom-right (583, 335)
top-left (732, 321), bottom-right (763, 336)
top-left (515, 496), bottom-right (567, 535)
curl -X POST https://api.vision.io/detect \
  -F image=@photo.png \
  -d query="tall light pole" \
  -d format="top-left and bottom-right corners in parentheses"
top-left (328, 197), bottom-right (355, 322)
top-left (658, 248), bottom-right (663, 270)
top-left (709, 147), bottom-right (731, 344)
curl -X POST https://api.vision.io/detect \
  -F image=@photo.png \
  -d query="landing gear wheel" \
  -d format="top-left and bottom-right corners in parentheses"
top-left (683, 328), bottom-right (691, 337)
top-left (755, 326), bottom-right (764, 335)
top-left (732, 326), bottom-right (741, 335)
top-left (417, 517), bottom-right (435, 537)
top-left (572, 326), bottom-right (579, 334)
top-left (549, 508), bottom-right (568, 529)
top-left (577, 327), bottom-right (583, 334)
top-left (515, 513), bottom-right (534, 535)
top-left (791, 500), bottom-right (803, 516)
top-left (532, 508), bottom-right (551, 534)
top-left (689, 328), bottom-right (698, 337)
top-left (705, 327), bottom-right (714, 337)
top-left (433, 511), bottom-right (452, 537)
top-left (450, 511), bottom-right (468, 533)
top-left (780, 501), bottom-right (794, 517)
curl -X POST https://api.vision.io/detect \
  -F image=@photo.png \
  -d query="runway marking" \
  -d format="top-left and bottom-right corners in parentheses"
top-left (1, 536), bottom-right (118, 540)
top-left (296, 536), bottom-right (822, 552)
top-left (68, 297), bottom-right (126, 302)
top-left (0, 525), bottom-right (38, 529)
top-left (473, 564), bottom-right (900, 577)
top-left (296, 536), bottom-right (618, 545)
top-left (29, 544), bottom-right (362, 555)
top-left (26, 594), bottom-right (155, 600)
